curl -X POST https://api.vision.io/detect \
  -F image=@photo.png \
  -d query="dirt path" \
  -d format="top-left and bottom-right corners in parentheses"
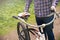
top-left (0, 18), bottom-right (59, 40)
top-left (3, 30), bottom-right (18, 40)
top-left (54, 18), bottom-right (60, 40)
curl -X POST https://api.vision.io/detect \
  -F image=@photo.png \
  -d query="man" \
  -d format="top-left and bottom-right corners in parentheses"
top-left (18, 0), bottom-right (59, 40)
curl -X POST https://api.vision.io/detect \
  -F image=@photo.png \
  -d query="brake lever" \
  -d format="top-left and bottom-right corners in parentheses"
top-left (50, 10), bottom-right (60, 18)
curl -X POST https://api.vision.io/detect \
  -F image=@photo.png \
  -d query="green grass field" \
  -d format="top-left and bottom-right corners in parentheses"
top-left (0, 0), bottom-right (35, 35)
top-left (0, 0), bottom-right (60, 36)
top-left (0, 0), bottom-right (25, 35)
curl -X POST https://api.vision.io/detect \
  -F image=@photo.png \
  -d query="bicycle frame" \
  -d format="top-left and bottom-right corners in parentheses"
top-left (13, 12), bottom-right (60, 40)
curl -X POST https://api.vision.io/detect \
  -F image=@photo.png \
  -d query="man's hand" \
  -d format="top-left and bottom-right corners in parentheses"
top-left (18, 12), bottom-right (30, 18)
top-left (51, 6), bottom-right (56, 12)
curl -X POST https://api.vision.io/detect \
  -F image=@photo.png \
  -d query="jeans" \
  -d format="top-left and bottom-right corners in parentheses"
top-left (36, 15), bottom-right (55, 40)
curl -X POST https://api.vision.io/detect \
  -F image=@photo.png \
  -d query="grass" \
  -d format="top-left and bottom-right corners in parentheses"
top-left (0, 0), bottom-right (36, 35)
top-left (0, 0), bottom-right (25, 35)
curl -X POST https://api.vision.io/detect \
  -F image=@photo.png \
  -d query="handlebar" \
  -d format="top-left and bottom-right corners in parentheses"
top-left (13, 12), bottom-right (60, 28)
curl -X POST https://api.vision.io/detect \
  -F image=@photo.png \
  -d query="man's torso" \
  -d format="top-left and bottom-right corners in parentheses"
top-left (34, 0), bottom-right (52, 17)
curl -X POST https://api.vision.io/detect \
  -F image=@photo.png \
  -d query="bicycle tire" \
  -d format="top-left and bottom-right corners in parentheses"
top-left (17, 22), bottom-right (30, 40)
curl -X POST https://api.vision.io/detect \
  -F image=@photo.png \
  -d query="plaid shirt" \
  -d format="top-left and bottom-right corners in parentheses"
top-left (24, 0), bottom-right (59, 17)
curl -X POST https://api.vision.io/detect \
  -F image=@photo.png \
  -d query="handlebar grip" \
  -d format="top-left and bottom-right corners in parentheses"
top-left (13, 16), bottom-right (18, 19)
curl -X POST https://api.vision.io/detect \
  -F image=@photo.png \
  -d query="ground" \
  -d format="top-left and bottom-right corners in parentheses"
top-left (54, 18), bottom-right (60, 40)
top-left (0, 18), bottom-right (60, 40)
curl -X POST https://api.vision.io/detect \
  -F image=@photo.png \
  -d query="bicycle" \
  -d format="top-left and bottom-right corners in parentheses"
top-left (13, 12), bottom-right (60, 40)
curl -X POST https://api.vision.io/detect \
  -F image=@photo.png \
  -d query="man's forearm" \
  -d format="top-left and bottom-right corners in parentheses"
top-left (52, 0), bottom-right (59, 6)
top-left (24, 0), bottom-right (32, 12)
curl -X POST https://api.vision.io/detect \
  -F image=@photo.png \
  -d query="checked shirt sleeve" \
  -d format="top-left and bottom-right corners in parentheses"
top-left (24, 0), bottom-right (32, 12)
top-left (52, 0), bottom-right (59, 7)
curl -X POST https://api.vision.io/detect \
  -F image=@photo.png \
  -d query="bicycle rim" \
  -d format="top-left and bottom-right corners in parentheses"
top-left (17, 22), bottom-right (26, 40)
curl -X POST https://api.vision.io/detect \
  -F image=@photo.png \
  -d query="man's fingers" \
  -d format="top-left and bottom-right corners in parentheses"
top-left (51, 6), bottom-right (56, 12)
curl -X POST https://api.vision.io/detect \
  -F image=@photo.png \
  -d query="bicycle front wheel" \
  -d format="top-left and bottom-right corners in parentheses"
top-left (17, 22), bottom-right (30, 40)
